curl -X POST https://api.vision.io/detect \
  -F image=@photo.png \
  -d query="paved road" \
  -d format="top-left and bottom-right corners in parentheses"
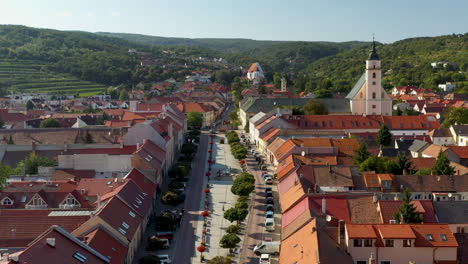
top-left (239, 140), bottom-right (281, 264)
top-left (172, 133), bottom-right (209, 264)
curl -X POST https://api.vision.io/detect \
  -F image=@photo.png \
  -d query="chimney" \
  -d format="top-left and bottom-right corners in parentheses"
top-left (97, 193), bottom-right (102, 208)
top-left (46, 237), bottom-right (56, 247)
top-left (321, 198), bottom-right (326, 214)
top-left (328, 164), bottom-right (332, 173)
top-left (136, 142), bottom-right (140, 149)
top-left (403, 169), bottom-right (407, 175)
top-left (372, 193), bottom-right (378, 203)
top-left (338, 220), bottom-right (346, 249)
top-left (400, 214), bottom-right (405, 224)
top-left (120, 141), bottom-right (124, 149)
top-left (369, 252), bottom-right (376, 264)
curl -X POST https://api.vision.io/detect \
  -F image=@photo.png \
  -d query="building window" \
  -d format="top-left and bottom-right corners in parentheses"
top-left (1, 197), bottom-right (12, 205)
top-left (372, 72), bottom-right (376, 78)
top-left (357, 261), bottom-right (367, 264)
top-left (403, 240), bottom-right (411, 247)
top-left (372, 81), bottom-right (376, 85)
top-left (372, 92), bottom-right (376, 99)
top-left (440, 234), bottom-right (448, 241)
top-left (354, 239), bottom-right (363, 247)
top-left (385, 239), bottom-right (394, 247)
top-left (364, 239), bottom-right (373, 247)
top-left (427, 234), bottom-right (434, 241)
top-left (372, 105), bottom-right (376, 109)
top-left (457, 227), bottom-right (465, 233)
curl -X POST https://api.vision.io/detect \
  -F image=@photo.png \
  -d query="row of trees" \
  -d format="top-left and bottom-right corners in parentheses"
top-left (226, 131), bottom-right (247, 160)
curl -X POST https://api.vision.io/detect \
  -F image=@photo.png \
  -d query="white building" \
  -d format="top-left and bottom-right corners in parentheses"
top-left (247, 62), bottom-right (264, 86)
top-left (438, 82), bottom-right (456, 92)
top-left (346, 41), bottom-right (392, 116)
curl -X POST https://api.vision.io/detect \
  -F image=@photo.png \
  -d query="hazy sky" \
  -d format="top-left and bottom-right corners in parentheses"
top-left (0, 0), bottom-right (466, 43)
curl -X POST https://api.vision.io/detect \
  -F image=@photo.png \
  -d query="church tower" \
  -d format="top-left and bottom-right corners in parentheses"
top-left (346, 40), bottom-right (392, 116)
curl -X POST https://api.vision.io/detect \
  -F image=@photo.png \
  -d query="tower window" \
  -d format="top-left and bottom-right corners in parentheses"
top-left (372, 92), bottom-right (376, 99)
top-left (373, 65), bottom-right (375, 69)
top-left (360, 93), bottom-right (363, 98)
top-left (372, 72), bottom-right (376, 78)
top-left (372, 82), bottom-right (376, 85)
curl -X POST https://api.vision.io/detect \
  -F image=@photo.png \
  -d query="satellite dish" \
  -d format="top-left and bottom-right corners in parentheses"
top-left (301, 151), bottom-right (305, 156)
top-left (326, 215), bottom-right (332, 222)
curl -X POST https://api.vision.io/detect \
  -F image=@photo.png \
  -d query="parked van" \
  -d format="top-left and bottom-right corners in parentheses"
top-left (264, 218), bottom-right (275, 232)
top-left (253, 241), bottom-right (280, 256)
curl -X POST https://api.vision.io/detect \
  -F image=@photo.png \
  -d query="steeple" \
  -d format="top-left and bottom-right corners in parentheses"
top-left (368, 36), bottom-right (380, 61)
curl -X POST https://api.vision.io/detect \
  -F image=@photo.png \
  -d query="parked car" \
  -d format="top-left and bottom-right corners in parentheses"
top-left (265, 211), bottom-right (274, 219)
top-left (262, 174), bottom-right (271, 180)
top-left (266, 197), bottom-right (274, 205)
top-left (265, 191), bottom-right (273, 198)
top-left (155, 231), bottom-right (174, 240)
top-left (266, 204), bottom-right (274, 212)
top-left (260, 165), bottom-right (268, 171)
top-left (259, 254), bottom-right (271, 264)
top-left (265, 187), bottom-right (272, 192)
top-left (155, 254), bottom-right (172, 264)
top-left (253, 241), bottom-right (280, 256)
top-left (264, 177), bottom-right (273, 185)
top-left (251, 149), bottom-right (256, 154)
top-left (264, 218), bottom-right (275, 232)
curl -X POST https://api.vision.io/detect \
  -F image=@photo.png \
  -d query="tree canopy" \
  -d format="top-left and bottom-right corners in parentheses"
top-left (187, 111), bottom-right (203, 129)
top-left (377, 124), bottom-right (392, 147)
top-left (18, 153), bottom-right (57, 175)
top-left (353, 142), bottom-right (370, 165)
top-left (442, 107), bottom-right (468, 128)
top-left (40, 118), bottom-right (61, 128)
top-left (432, 151), bottom-right (455, 175)
top-left (303, 99), bottom-right (328, 115)
top-left (394, 189), bottom-right (423, 224)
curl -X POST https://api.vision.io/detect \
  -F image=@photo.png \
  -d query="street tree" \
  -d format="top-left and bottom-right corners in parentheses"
top-left (223, 207), bottom-right (248, 224)
top-left (231, 181), bottom-right (254, 196)
top-left (187, 111), bottom-right (203, 128)
top-left (353, 142), bottom-right (370, 165)
top-left (394, 189), bottom-right (423, 224)
top-left (206, 256), bottom-right (232, 264)
top-left (377, 124), bottom-right (392, 146)
top-left (161, 191), bottom-right (182, 206)
top-left (303, 99), bottom-right (328, 115)
top-left (432, 151), bottom-right (455, 175)
top-left (139, 255), bottom-right (161, 264)
top-left (219, 233), bottom-right (241, 252)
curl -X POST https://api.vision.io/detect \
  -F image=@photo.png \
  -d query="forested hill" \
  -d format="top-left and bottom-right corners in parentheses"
top-left (96, 31), bottom-right (369, 72)
top-left (301, 33), bottom-right (468, 94)
top-left (0, 25), bottom-right (153, 86)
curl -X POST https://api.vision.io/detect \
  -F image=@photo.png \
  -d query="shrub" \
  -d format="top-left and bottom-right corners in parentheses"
top-left (219, 138), bottom-right (225, 144)
top-left (168, 180), bottom-right (184, 189)
top-left (161, 191), bottom-right (183, 205)
top-left (226, 224), bottom-right (240, 234)
top-left (235, 201), bottom-right (248, 209)
top-left (146, 236), bottom-right (166, 251)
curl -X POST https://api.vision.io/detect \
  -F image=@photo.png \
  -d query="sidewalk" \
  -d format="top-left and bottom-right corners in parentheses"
top-left (192, 134), bottom-right (244, 263)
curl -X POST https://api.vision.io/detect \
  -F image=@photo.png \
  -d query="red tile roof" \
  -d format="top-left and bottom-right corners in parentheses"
top-left (97, 197), bottom-right (142, 241)
top-left (378, 200), bottom-right (437, 224)
top-left (10, 225), bottom-right (109, 263)
top-left (346, 224), bottom-right (378, 238)
top-left (124, 168), bottom-right (157, 197)
top-left (78, 145), bottom-right (137, 155)
top-left (411, 224), bottom-right (458, 247)
top-left (0, 210), bottom-right (89, 248)
top-left (84, 227), bottom-right (127, 264)
top-left (377, 224), bottom-right (416, 239)
top-left (448, 146), bottom-right (468, 159)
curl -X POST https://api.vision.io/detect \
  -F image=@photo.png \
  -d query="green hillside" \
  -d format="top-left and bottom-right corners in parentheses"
top-left (96, 31), bottom-right (369, 73)
top-left (301, 34), bottom-right (468, 94)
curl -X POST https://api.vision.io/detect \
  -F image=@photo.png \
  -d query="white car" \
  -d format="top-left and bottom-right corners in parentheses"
top-left (264, 176), bottom-right (273, 185)
top-left (265, 218), bottom-right (275, 232)
top-left (259, 254), bottom-right (271, 264)
top-left (156, 254), bottom-right (172, 264)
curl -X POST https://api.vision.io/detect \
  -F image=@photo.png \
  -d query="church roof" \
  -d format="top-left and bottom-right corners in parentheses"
top-left (248, 62), bottom-right (263, 73)
top-left (368, 41), bottom-right (380, 60)
top-left (345, 73), bottom-right (366, 99)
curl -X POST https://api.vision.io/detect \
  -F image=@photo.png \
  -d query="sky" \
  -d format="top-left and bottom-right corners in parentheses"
top-left (0, 0), bottom-right (467, 43)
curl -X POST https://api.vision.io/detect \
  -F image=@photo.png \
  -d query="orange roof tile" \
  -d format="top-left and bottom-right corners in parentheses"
top-left (448, 146), bottom-right (468, 159)
top-left (411, 224), bottom-right (458, 247)
top-left (280, 183), bottom-right (306, 213)
top-left (346, 224), bottom-right (378, 238)
top-left (377, 224), bottom-right (416, 239)
top-left (280, 219), bottom-right (319, 264)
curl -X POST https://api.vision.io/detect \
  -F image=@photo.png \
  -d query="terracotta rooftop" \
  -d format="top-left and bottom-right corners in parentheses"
top-left (378, 200), bottom-right (437, 224)
top-left (377, 224), bottom-right (416, 239)
top-left (82, 227), bottom-right (127, 264)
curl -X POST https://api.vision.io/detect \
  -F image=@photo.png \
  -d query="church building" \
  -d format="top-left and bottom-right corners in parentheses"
top-left (346, 41), bottom-right (392, 116)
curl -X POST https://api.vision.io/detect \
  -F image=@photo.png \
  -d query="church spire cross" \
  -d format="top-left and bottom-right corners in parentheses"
top-left (368, 34), bottom-right (380, 61)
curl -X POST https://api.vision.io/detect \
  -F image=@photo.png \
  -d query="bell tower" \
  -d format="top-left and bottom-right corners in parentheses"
top-left (365, 38), bottom-right (383, 115)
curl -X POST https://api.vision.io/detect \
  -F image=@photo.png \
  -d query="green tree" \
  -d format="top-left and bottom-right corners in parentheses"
top-left (394, 189), bottom-right (423, 224)
top-left (0, 163), bottom-right (15, 190)
top-left (353, 142), bottom-right (370, 165)
top-left (359, 156), bottom-right (393, 173)
top-left (442, 107), bottom-right (468, 128)
top-left (119, 90), bottom-right (129, 101)
top-left (223, 207), bottom-right (248, 225)
top-left (226, 224), bottom-right (240, 234)
top-left (161, 191), bottom-right (183, 205)
top-left (231, 181), bottom-right (254, 196)
top-left (432, 151), bottom-right (455, 175)
top-left (392, 152), bottom-right (415, 175)
top-left (377, 124), bottom-right (392, 146)
top-left (219, 233), bottom-right (241, 252)
top-left (206, 256), bottom-right (232, 264)
top-left (26, 100), bottom-right (35, 110)
top-left (81, 131), bottom-right (94, 144)
top-left (18, 153), bottom-right (57, 174)
top-left (139, 255), bottom-right (161, 264)
top-left (314, 88), bottom-right (332, 98)
top-left (229, 112), bottom-right (239, 121)
top-left (303, 99), bottom-right (328, 115)
top-left (187, 111), bottom-right (203, 128)
top-left (40, 118), bottom-right (61, 128)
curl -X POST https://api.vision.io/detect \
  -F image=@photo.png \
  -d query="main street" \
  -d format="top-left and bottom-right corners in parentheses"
top-left (172, 132), bottom-right (209, 264)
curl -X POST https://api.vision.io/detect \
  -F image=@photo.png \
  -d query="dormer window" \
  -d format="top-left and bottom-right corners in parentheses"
top-left (26, 193), bottom-right (48, 209)
top-left (59, 194), bottom-right (81, 209)
top-left (440, 234), bottom-right (447, 241)
top-left (427, 234), bottom-right (434, 241)
top-left (1, 197), bottom-right (13, 205)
